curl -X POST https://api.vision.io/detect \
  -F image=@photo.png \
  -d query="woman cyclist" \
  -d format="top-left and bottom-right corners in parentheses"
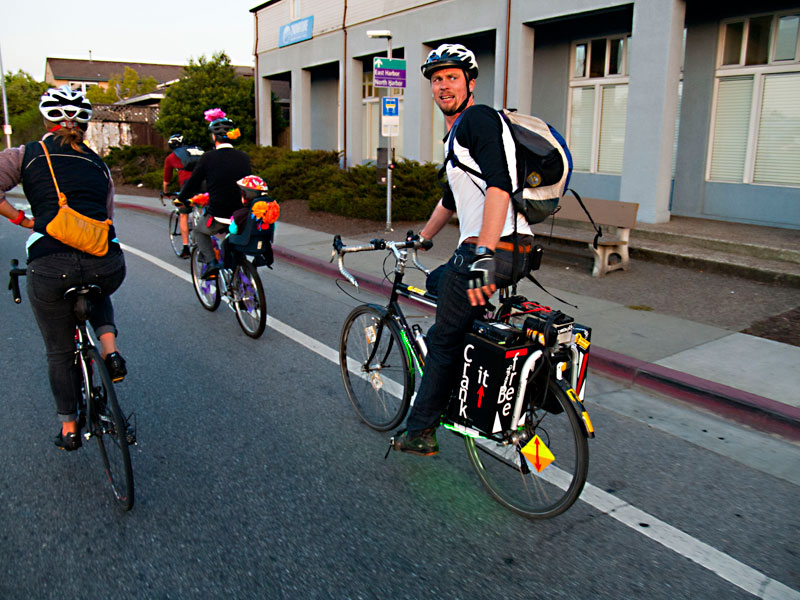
top-left (0, 85), bottom-right (127, 451)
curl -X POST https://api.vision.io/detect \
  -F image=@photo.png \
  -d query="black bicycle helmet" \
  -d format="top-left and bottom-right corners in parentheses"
top-left (168, 133), bottom-right (184, 149)
top-left (208, 117), bottom-right (235, 140)
top-left (39, 85), bottom-right (93, 129)
top-left (421, 43), bottom-right (479, 80)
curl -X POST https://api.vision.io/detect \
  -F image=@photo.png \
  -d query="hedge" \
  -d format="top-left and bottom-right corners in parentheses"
top-left (106, 144), bottom-right (443, 222)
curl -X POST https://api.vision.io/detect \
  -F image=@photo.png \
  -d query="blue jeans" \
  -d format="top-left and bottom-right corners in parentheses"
top-left (26, 251), bottom-right (126, 422)
top-left (405, 240), bottom-right (531, 433)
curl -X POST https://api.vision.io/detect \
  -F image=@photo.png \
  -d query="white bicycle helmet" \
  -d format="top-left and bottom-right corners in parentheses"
top-left (168, 133), bottom-right (184, 149)
top-left (421, 44), bottom-right (479, 80)
top-left (39, 85), bottom-right (93, 128)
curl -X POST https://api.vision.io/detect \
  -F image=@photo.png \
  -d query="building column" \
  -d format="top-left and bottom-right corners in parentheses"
top-left (405, 43), bottom-right (430, 163)
top-left (506, 21), bottom-right (535, 112)
top-left (344, 58), bottom-right (363, 167)
top-left (257, 77), bottom-right (273, 147)
top-left (619, 0), bottom-right (686, 223)
top-left (291, 67), bottom-right (311, 150)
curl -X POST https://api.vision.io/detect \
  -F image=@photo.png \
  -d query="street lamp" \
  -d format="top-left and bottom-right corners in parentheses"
top-left (367, 29), bottom-right (394, 231)
top-left (0, 43), bottom-right (12, 148)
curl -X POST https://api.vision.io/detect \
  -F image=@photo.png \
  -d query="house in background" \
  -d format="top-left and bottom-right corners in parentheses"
top-left (44, 58), bottom-right (190, 94)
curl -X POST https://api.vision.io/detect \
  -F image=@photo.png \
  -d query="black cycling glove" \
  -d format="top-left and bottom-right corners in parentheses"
top-left (467, 247), bottom-right (496, 290)
top-left (406, 232), bottom-right (433, 250)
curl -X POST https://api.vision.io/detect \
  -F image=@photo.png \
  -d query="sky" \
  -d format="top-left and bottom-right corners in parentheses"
top-left (0, 0), bottom-right (260, 80)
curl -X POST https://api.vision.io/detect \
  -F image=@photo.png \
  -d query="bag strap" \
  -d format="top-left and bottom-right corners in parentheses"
top-left (560, 188), bottom-right (602, 249)
top-left (39, 141), bottom-right (68, 207)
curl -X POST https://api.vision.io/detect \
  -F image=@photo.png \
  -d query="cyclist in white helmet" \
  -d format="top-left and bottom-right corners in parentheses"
top-left (0, 85), bottom-right (128, 451)
top-left (392, 44), bottom-right (534, 456)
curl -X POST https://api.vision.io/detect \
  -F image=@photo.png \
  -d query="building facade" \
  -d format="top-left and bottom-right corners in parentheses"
top-left (251, 0), bottom-right (800, 229)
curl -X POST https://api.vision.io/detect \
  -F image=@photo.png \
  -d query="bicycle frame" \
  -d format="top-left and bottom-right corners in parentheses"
top-left (333, 235), bottom-right (594, 443)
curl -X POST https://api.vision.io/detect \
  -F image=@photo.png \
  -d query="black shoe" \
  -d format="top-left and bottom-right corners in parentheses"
top-left (54, 430), bottom-right (82, 451)
top-left (391, 428), bottom-right (439, 456)
top-left (201, 261), bottom-right (223, 280)
top-left (179, 246), bottom-right (191, 259)
top-left (104, 352), bottom-right (127, 383)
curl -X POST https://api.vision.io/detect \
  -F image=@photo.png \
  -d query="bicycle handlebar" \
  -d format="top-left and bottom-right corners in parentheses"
top-left (331, 230), bottom-right (431, 288)
top-left (159, 191), bottom-right (178, 207)
top-left (8, 259), bottom-right (26, 304)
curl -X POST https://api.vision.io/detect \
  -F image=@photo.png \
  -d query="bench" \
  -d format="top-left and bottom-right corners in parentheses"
top-left (531, 195), bottom-right (639, 277)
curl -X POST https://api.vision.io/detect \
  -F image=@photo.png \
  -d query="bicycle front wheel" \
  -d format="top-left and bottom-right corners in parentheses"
top-left (233, 260), bottom-right (267, 338)
top-left (339, 305), bottom-right (412, 431)
top-left (464, 379), bottom-right (588, 519)
top-left (85, 348), bottom-right (134, 511)
top-left (190, 247), bottom-right (220, 311)
top-left (168, 210), bottom-right (183, 257)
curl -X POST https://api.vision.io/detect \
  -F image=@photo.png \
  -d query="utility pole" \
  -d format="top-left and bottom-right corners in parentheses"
top-left (0, 43), bottom-right (12, 148)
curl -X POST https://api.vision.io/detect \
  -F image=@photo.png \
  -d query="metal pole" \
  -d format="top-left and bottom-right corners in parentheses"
top-left (385, 38), bottom-right (393, 232)
top-left (0, 43), bottom-right (12, 148)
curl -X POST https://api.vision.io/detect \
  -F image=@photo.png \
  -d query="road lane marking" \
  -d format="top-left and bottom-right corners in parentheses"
top-left (123, 242), bottom-right (799, 600)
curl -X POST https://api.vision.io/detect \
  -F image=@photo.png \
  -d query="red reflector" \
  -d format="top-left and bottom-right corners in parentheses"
top-left (505, 348), bottom-right (528, 359)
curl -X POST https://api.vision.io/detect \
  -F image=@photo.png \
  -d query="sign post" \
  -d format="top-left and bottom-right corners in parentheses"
top-left (373, 57), bottom-right (406, 231)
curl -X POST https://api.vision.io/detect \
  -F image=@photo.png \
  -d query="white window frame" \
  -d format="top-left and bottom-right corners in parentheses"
top-left (707, 11), bottom-right (800, 185)
top-left (567, 36), bottom-right (631, 174)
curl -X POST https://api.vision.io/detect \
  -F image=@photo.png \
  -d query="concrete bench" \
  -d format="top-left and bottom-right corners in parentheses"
top-left (531, 195), bottom-right (639, 277)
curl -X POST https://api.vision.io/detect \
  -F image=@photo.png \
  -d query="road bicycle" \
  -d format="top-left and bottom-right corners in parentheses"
top-left (9, 260), bottom-right (136, 511)
top-left (332, 234), bottom-right (595, 519)
top-left (161, 192), bottom-right (204, 258)
top-left (190, 231), bottom-right (269, 339)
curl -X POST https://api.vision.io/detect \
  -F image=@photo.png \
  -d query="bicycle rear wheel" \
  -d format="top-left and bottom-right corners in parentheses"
top-left (190, 247), bottom-right (220, 311)
top-left (168, 210), bottom-right (183, 257)
top-left (84, 348), bottom-right (134, 511)
top-left (232, 260), bottom-right (267, 338)
top-left (339, 305), bottom-right (412, 431)
top-left (464, 379), bottom-right (588, 519)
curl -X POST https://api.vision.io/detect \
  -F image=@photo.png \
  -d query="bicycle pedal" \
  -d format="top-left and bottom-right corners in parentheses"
top-left (385, 437), bottom-right (395, 459)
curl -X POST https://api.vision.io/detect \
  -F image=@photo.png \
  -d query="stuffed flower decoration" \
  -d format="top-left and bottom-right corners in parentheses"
top-left (204, 108), bottom-right (227, 122)
top-left (189, 193), bottom-right (209, 207)
top-left (226, 128), bottom-right (241, 140)
top-left (251, 200), bottom-right (280, 228)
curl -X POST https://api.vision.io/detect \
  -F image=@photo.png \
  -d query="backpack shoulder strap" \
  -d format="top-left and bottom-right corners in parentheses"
top-left (439, 108), bottom-right (486, 182)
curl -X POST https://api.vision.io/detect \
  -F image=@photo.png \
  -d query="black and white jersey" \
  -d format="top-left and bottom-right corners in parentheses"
top-left (442, 104), bottom-right (532, 244)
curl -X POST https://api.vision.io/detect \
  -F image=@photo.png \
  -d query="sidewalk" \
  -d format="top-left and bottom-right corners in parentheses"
top-left (10, 188), bottom-right (798, 439)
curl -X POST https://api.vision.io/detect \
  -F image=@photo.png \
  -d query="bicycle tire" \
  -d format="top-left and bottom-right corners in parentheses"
top-left (233, 259), bottom-right (267, 338)
top-left (190, 246), bottom-right (220, 311)
top-left (339, 305), bottom-right (412, 431)
top-left (168, 210), bottom-right (183, 257)
top-left (84, 348), bottom-right (134, 511)
top-left (464, 378), bottom-right (588, 519)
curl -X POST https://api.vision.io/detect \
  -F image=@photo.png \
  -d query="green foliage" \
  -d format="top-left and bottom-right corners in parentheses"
top-left (104, 145), bottom-right (168, 186)
top-left (105, 144), bottom-right (441, 222)
top-left (2, 70), bottom-right (49, 145)
top-left (155, 52), bottom-right (255, 146)
top-left (86, 67), bottom-right (158, 103)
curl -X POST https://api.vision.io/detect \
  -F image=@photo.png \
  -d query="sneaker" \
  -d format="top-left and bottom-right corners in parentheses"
top-left (391, 428), bottom-right (439, 456)
top-left (104, 352), bottom-right (127, 383)
top-left (54, 430), bottom-right (82, 451)
top-left (179, 246), bottom-right (191, 259)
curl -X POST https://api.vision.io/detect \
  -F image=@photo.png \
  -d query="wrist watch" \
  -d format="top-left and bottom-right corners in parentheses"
top-left (475, 246), bottom-right (495, 257)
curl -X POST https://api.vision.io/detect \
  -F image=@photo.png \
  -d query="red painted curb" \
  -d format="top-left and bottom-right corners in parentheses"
top-left (118, 202), bottom-right (798, 438)
top-left (272, 243), bottom-right (799, 438)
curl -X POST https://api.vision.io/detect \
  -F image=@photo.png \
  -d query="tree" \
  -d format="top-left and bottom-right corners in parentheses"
top-left (85, 67), bottom-right (158, 104)
top-left (155, 52), bottom-right (254, 147)
top-left (2, 70), bottom-right (50, 145)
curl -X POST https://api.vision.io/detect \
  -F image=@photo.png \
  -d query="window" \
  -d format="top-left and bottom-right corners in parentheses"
top-left (708, 12), bottom-right (800, 186)
top-left (361, 72), bottom-right (404, 161)
top-left (291, 0), bottom-right (301, 19)
top-left (567, 36), bottom-right (630, 174)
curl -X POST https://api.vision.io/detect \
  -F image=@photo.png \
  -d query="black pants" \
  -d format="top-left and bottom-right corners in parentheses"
top-left (405, 238), bottom-right (531, 433)
top-left (27, 251), bottom-right (126, 422)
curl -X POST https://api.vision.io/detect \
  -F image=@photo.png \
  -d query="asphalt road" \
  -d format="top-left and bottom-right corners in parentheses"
top-left (0, 207), bottom-right (798, 599)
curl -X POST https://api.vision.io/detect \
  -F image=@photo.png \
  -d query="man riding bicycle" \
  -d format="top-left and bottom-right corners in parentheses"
top-left (177, 109), bottom-right (250, 277)
top-left (163, 133), bottom-right (203, 258)
top-left (392, 43), bottom-right (533, 456)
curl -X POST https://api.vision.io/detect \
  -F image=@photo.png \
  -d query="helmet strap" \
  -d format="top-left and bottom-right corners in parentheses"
top-left (49, 125), bottom-right (62, 132)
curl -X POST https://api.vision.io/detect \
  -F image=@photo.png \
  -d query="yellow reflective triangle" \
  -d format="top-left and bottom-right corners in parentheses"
top-left (520, 435), bottom-right (555, 473)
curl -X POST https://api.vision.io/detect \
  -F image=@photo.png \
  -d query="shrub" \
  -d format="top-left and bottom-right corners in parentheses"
top-left (105, 145), bottom-right (167, 186)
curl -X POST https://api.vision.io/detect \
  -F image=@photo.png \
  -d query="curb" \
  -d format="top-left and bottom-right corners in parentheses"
top-left (272, 244), bottom-right (800, 440)
top-left (116, 200), bottom-right (799, 439)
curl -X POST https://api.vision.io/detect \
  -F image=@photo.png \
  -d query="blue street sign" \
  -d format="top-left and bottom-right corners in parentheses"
top-left (382, 97), bottom-right (399, 117)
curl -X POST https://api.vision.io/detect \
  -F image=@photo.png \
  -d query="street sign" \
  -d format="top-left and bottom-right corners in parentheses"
top-left (381, 97), bottom-right (399, 137)
top-left (373, 57), bottom-right (406, 89)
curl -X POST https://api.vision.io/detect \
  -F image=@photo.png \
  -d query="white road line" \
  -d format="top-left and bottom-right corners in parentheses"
top-left (124, 242), bottom-right (799, 600)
